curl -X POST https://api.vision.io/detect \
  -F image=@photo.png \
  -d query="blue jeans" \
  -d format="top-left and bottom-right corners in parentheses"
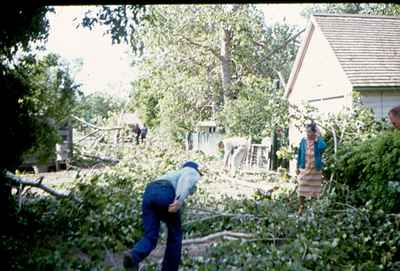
top-left (131, 180), bottom-right (182, 271)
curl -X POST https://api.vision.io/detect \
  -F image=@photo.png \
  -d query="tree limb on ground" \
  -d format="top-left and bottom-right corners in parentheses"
top-left (81, 153), bottom-right (120, 164)
top-left (182, 231), bottom-right (256, 245)
top-left (183, 212), bottom-right (258, 226)
top-left (76, 129), bottom-right (102, 143)
top-left (181, 231), bottom-right (287, 246)
top-left (72, 115), bottom-right (124, 131)
top-left (189, 207), bottom-right (262, 218)
top-left (4, 171), bottom-right (80, 203)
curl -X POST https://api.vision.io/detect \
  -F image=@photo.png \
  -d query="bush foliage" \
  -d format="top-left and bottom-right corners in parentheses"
top-left (2, 134), bottom-right (400, 270)
top-left (334, 130), bottom-right (400, 213)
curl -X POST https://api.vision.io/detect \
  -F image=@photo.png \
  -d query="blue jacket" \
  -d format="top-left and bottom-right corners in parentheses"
top-left (297, 137), bottom-right (327, 171)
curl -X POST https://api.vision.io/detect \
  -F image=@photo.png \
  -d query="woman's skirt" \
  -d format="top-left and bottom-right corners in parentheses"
top-left (298, 168), bottom-right (322, 198)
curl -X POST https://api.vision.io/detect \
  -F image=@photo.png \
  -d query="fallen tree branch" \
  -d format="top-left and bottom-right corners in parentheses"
top-left (81, 153), bottom-right (120, 164)
top-left (5, 171), bottom-right (79, 203)
top-left (72, 115), bottom-right (124, 131)
top-left (181, 231), bottom-right (286, 246)
top-left (182, 231), bottom-right (255, 245)
top-left (189, 207), bottom-right (261, 219)
top-left (76, 129), bottom-right (102, 143)
top-left (183, 212), bottom-right (257, 227)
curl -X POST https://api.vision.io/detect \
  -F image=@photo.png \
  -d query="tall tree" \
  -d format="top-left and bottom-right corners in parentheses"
top-left (1, 6), bottom-right (53, 214)
top-left (15, 54), bottom-right (81, 163)
top-left (128, 4), bottom-right (300, 140)
top-left (74, 92), bottom-right (124, 125)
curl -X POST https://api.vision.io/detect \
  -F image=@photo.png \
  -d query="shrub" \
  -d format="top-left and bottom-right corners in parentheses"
top-left (334, 130), bottom-right (400, 213)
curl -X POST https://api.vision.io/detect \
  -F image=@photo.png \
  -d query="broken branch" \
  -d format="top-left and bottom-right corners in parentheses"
top-left (5, 171), bottom-right (79, 203)
top-left (182, 231), bottom-right (255, 245)
top-left (72, 115), bottom-right (123, 131)
top-left (81, 153), bottom-right (120, 164)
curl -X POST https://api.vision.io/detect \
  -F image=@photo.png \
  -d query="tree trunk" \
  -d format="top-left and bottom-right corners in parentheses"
top-left (207, 65), bottom-right (220, 115)
top-left (220, 27), bottom-right (233, 104)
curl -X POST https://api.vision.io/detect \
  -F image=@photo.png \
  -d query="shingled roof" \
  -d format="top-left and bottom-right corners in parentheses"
top-left (314, 14), bottom-right (400, 89)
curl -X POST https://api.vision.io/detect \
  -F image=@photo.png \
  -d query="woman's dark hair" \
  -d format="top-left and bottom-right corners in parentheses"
top-left (306, 122), bottom-right (317, 133)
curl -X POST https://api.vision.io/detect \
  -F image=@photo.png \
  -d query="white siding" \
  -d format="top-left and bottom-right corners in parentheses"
top-left (360, 91), bottom-right (400, 120)
top-left (288, 25), bottom-right (353, 110)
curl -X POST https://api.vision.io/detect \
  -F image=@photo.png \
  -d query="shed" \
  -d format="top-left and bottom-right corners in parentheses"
top-left (186, 120), bottom-right (223, 156)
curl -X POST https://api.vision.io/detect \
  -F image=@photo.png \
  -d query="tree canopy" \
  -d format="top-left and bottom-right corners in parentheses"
top-left (1, 6), bottom-right (54, 171)
top-left (302, 3), bottom-right (400, 17)
top-left (128, 4), bottom-right (300, 141)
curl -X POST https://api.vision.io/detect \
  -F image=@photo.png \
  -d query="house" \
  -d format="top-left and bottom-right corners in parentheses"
top-left (285, 13), bottom-right (400, 173)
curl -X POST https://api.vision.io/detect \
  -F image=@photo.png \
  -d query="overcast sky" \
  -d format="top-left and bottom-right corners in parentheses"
top-left (46, 6), bottom-right (134, 98)
top-left (45, 4), bottom-right (312, 98)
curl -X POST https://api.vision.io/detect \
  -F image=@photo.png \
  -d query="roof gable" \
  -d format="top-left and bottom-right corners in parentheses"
top-left (314, 14), bottom-right (400, 88)
top-left (286, 13), bottom-right (400, 97)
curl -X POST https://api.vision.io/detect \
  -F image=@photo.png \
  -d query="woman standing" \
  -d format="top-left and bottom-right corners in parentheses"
top-left (296, 122), bottom-right (327, 215)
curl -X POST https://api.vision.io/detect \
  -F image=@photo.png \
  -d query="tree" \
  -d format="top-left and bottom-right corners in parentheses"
top-left (74, 92), bottom-right (124, 125)
top-left (0, 5), bottom-right (152, 212)
top-left (302, 3), bottom-right (400, 17)
top-left (79, 5), bottom-right (147, 50)
top-left (217, 75), bottom-right (289, 142)
top-left (128, 4), bottom-right (300, 141)
top-left (128, 77), bottom-right (161, 128)
top-left (15, 54), bottom-right (81, 163)
top-left (1, 6), bottom-right (54, 214)
top-left (0, 6), bottom-right (52, 62)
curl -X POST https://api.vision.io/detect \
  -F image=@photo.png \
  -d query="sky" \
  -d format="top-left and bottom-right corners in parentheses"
top-left (260, 4), bottom-right (311, 26)
top-left (45, 4), bottom-right (312, 98)
top-left (46, 6), bottom-right (135, 99)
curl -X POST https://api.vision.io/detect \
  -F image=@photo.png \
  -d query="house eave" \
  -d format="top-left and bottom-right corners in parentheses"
top-left (284, 20), bottom-right (315, 99)
top-left (353, 85), bottom-right (400, 92)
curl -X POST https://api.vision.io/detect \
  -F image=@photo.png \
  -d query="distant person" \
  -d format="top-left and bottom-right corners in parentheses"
top-left (134, 124), bottom-right (141, 145)
top-left (296, 122), bottom-right (327, 215)
top-left (218, 137), bottom-right (251, 176)
top-left (388, 105), bottom-right (400, 129)
top-left (186, 131), bottom-right (193, 151)
top-left (123, 161), bottom-right (203, 271)
top-left (140, 124), bottom-right (148, 143)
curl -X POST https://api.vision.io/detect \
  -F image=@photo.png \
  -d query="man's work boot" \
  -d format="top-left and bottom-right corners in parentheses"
top-left (123, 251), bottom-right (138, 271)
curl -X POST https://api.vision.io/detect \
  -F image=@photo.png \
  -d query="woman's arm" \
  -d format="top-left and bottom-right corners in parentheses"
top-left (317, 137), bottom-right (327, 153)
top-left (296, 139), bottom-right (302, 171)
